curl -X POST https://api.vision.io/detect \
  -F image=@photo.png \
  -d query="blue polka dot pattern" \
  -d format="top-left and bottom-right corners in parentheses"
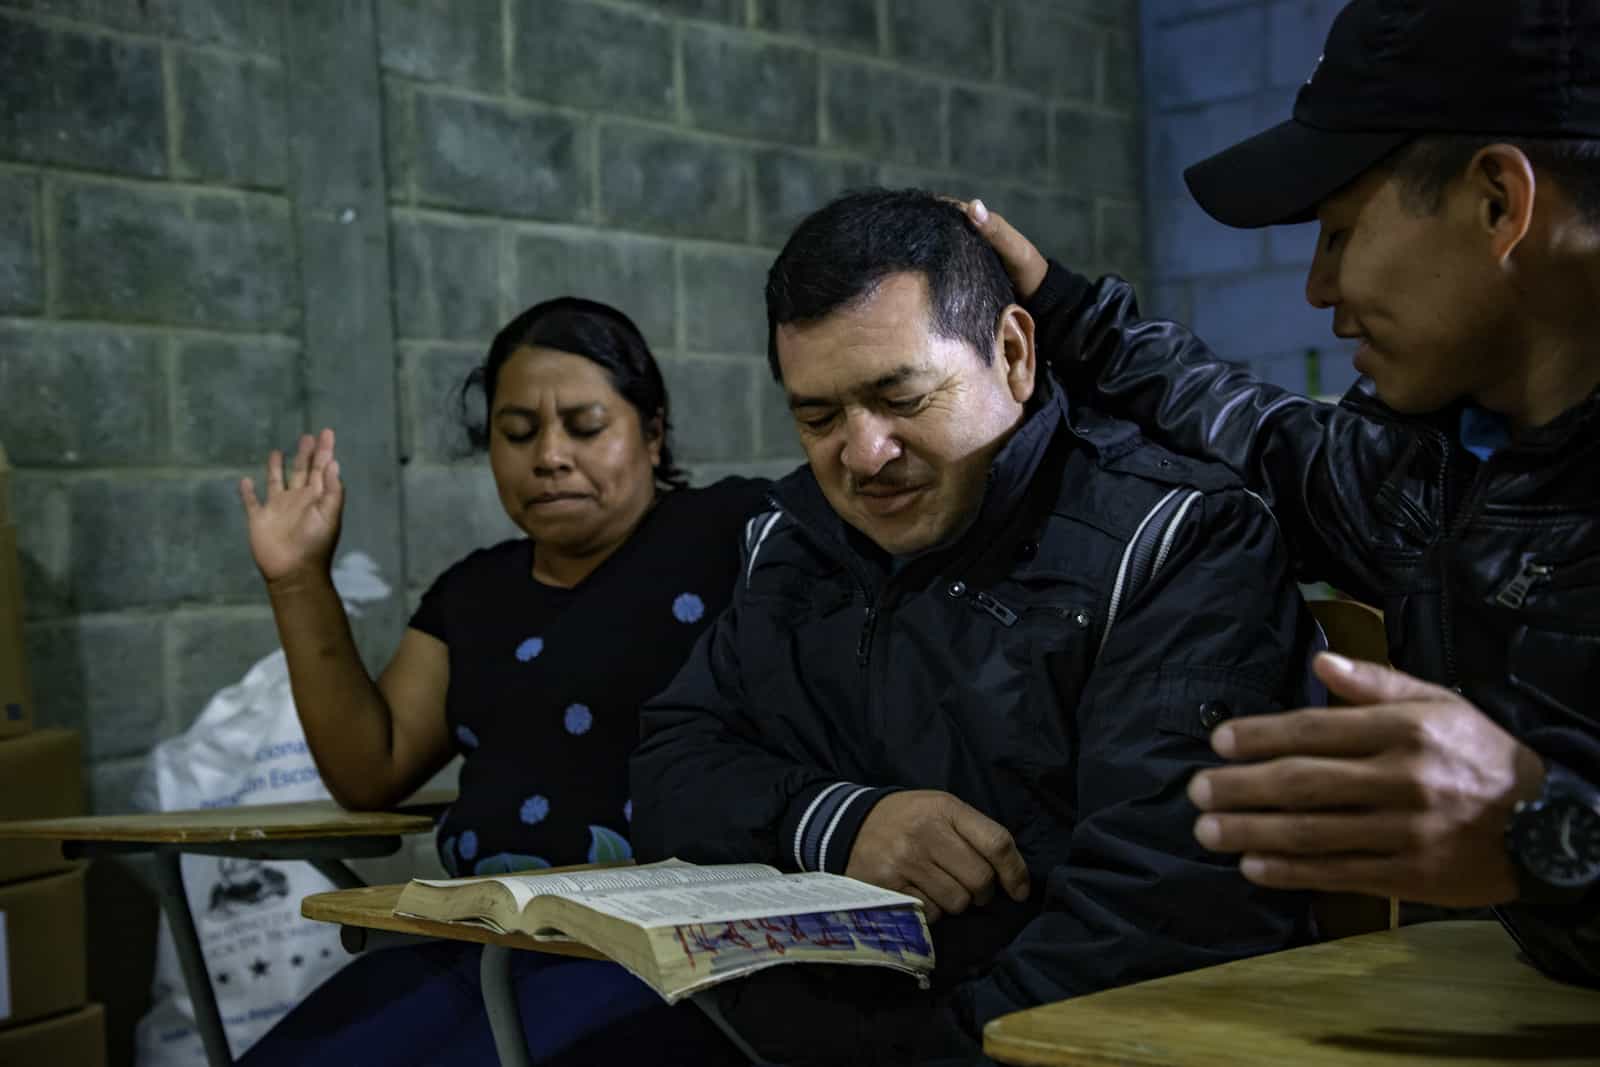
top-left (623, 799), bottom-right (633, 823)
top-left (514, 637), bottom-right (544, 662)
top-left (455, 724), bottom-right (479, 749)
top-left (672, 592), bottom-right (705, 624)
top-left (564, 703), bottom-right (592, 735)
top-left (520, 795), bottom-right (550, 825)
top-left (440, 836), bottom-right (458, 876)
top-left (459, 829), bottom-right (479, 861)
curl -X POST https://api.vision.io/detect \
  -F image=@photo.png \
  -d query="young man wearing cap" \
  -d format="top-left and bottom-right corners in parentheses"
top-left (972, 0), bottom-right (1600, 983)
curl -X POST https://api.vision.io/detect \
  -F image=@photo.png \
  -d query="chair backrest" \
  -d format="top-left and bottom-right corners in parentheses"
top-left (1305, 598), bottom-right (1398, 938)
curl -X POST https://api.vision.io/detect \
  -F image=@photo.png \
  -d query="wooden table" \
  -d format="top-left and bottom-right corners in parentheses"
top-left (303, 877), bottom-right (765, 1067)
top-left (0, 797), bottom-right (445, 1067)
top-left (983, 921), bottom-right (1600, 1066)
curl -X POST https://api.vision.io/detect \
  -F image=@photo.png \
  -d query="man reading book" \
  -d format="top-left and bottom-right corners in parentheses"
top-left (629, 189), bottom-right (1322, 1064)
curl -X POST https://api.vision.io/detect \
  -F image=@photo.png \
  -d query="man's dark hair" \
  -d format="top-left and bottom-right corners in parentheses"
top-left (459, 296), bottom-right (687, 489)
top-left (1391, 135), bottom-right (1600, 226)
top-left (764, 188), bottom-right (1016, 382)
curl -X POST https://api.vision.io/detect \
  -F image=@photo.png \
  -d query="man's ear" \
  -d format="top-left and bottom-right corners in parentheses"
top-left (996, 304), bottom-right (1036, 405)
top-left (1468, 144), bottom-right (1536, 264)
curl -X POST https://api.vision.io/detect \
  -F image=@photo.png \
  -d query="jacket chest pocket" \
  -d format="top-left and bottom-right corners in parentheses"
top-left (1499, 553), bottom-right (1600, 726)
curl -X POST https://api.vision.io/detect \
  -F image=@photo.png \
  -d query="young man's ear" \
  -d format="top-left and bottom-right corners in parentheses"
top-left (1470, 144), bottom-right (1536, 263)
top-left (997, 305), bottom-right (1037, 405)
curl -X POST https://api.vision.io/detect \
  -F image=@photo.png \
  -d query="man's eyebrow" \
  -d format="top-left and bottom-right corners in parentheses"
top-left (786, 366), bottom-right (925, 410)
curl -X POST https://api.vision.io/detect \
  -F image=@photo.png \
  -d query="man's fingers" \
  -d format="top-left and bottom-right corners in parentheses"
top-left (237, 477), bottom-right (260, 517)
top-left (1190, 756), bottom-right (1421, 812)
top-left (1314, 652), bottom-right (1457, 707)
top-left (949, 804), bottom-right (1031, 902)
top-left (962, 199), bottom-right (1048, 300)
top-left (1195, 811), bottom-right (1414, 856)
top-left (1236, 852), bottom-right (1402, 898)
top-left (1211, 706), bottom-right (1420, 762)
top-left (265, 449), bottom-right (285, 497)
top-left (905, 862), bottom-right (974, 920)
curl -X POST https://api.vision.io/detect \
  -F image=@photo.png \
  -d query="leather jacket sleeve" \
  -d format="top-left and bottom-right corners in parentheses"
top-left (1026, 262), bottom-right (1416, 605)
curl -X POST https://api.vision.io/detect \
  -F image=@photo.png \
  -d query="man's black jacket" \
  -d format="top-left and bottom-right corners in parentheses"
top-left (630, 378), bottom-right (1319, 1063)
top-left (1030, 261), bottom-right (1600, 986)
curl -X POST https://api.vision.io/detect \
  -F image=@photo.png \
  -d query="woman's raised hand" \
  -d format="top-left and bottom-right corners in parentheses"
top-left (238, 429), bottom-right (345, 585)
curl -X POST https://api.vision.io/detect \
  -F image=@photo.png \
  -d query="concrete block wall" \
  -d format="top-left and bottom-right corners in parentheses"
top-left (1141, 0), bottom-right (1356, 396)
top-left (0, 0), bottom-right (1146, 812)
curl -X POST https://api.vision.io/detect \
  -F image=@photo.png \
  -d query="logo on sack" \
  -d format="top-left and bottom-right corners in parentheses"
top-left (205, 858), bottom-right (291, 918)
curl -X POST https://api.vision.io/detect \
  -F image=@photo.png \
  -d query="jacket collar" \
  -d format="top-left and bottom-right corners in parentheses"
top-left (770, 374), bottom-right (1069, 572)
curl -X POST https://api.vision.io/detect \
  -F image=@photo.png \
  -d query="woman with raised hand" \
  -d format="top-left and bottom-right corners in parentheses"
top-left (236, 298), bottom-right (762, 1066)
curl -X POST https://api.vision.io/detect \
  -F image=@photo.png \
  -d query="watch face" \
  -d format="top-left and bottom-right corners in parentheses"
top-left (1516, 800), bottom-right (1600, 888)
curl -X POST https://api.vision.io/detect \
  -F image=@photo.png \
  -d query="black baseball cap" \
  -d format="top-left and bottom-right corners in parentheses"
top-left (1186, 0), bottom-right (1600, 229)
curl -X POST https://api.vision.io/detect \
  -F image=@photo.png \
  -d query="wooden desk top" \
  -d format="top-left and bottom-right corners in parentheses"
top-left (0, 796), bottom-right (443, 844)
top-left (302, 882), bottom-right (606, 961)
top-left (984, 921), bottom-right (1600, 1067)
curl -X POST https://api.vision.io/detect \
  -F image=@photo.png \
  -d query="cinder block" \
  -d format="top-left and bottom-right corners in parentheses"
top-left (167, 608), bottom-right (283, 731)
top-left (1268, 219), bottom-right (1318, 268)
top-left (510, 229), bottom-right (677, 349)
top-left (1063, 0), bottom-right (1139, 27)
top-left (1190, 268), bottom-right (1335, 362)
top-left (755, 375), bottom-right (801, 458)
top-left (1102, 29), bottom-right (1140, 110)
top-left (0, 173), bottom-right (42, 315)
top-left (402, 464), bottom-right (519, 590)
top-left (413, 90), bottom-right (590, 221)
top-left (512, 0), bottom-right (674, 120)
top-left (683, 27), bottom-right (817, 143)
top-left (400, 343), bottom-right (482, 463)
top-left (1055, 108), bottom-right (1140, 198)
top-left (1002, 3), bottom-right (1097, 102)
top-left (1097, 199), bottom-right (1143, 277)
top-left (378, 0), bottom-right (503, 91)
top-left (823, 59), bottom-right (944, 169)
top-left (629, 0), bottom-right (743, 23)
top-left (66, 475), bottom-right (260, 611)
top-left (0, 323), bottom-right (169, 466)
top-left (8, 473), bottom-right (71, 620)
top-left (391, 216), bottom-right (503, 341)
top-left (1148, 195), bottom-right (1265, 278)
top-left (1146, 95), bottom-right (1276, 202)
top-left (753, 148), bottom-right (875, 247)
top-left (599, 124), bottom-right (747, 241)
top-left (87, 754), bottom-right (148, 814)
top-left (1147, 281), bottom-right (1193, 324)
top-left (55, 181), bottom-right (299, 330)
top-left (384, 80), bottom-right (417, 201)
top-left (174, 50), bottom-right (288, 189)
top-left (680, 246), bottom-right (772, 355)
top-left (658, 356), bottom-right (757, 463)
top-left (758, 0), bottom-right (878, 51)
top-left (950, 88), bottom-right (1049, 182)
top-left (888, 0), bottom-right (994, 77)
top-left (174, 336), bottom-right (305, 466)
top-left (989, 189), bottom-right (1095, 269)
top-left (1147, 6), bottom-right (1267, 111)
top-left (0, 15), bottom-right (165, 176)
top-left (25, 614), bottom-right (166, 760)
top-left (1268, 0), bottom-right (1345, 89)
top-left (12, 0), bottom-right (281, 53)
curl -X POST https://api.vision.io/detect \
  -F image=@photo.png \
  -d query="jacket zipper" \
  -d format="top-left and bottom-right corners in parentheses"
top-left (856, 605), bottom-right (878, 666)
top-left (1493, 559), bottom-right (1554, 610)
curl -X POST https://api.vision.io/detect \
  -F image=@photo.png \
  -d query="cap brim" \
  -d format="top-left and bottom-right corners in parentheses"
top-left (1184, 120), bottom-right (1411, 228)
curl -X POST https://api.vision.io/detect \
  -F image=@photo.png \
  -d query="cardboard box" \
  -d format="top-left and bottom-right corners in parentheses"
top-left (0, 1003), bottom-right (105, 1067)
top-left (0, 731), bottom-right (84, 885)
top-left (0, 867), bottom-right (87, 1030)
top-left (0, 522), bottom-right (30, 739)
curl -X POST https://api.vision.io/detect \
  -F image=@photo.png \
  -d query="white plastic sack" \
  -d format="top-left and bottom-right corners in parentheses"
top-left (133, 553), bottom-right (392, 1067)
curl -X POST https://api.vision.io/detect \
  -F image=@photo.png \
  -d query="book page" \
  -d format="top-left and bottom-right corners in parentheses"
top-left (563, 872), bottom-right (920, 928)
top-left (413, 861), bottom-right (783, 913)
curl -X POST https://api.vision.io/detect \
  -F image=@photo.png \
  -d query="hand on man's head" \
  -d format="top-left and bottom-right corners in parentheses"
top-left (846, 789), bottom-right (1031, 923)
top-left (1189, 652), bottom-right (1548, 908)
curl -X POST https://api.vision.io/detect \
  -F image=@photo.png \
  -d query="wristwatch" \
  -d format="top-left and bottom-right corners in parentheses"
top-left (1505, 764), bottom-right (1600, 910)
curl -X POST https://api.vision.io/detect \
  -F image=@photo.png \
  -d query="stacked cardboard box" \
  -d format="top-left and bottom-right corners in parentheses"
top-left (0, 442), bottom-right (104, 1064)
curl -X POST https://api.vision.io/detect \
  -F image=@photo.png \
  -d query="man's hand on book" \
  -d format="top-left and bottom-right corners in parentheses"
top-left (845, 790), bottom-right (1030, 922)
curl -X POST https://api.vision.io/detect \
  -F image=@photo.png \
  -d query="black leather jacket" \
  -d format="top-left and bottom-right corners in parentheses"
top-left (1030, 261), bottom-right (1600, 985)
top-left (632, 378), bottom-right (1319, 1063)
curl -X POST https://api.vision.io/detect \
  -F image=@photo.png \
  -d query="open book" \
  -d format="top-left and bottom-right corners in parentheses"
top-left (394, 861), bottom-right (935, 1003)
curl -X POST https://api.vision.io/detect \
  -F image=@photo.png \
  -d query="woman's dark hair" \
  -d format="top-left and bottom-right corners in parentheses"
top-left (460, 297), bottom-right (687, 490)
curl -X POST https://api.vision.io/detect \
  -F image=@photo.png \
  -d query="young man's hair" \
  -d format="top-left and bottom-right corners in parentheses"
top-left (764, 188), bottom-right (1015, 382)
top-left (1391, 135), bottom-right (1600, 226)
